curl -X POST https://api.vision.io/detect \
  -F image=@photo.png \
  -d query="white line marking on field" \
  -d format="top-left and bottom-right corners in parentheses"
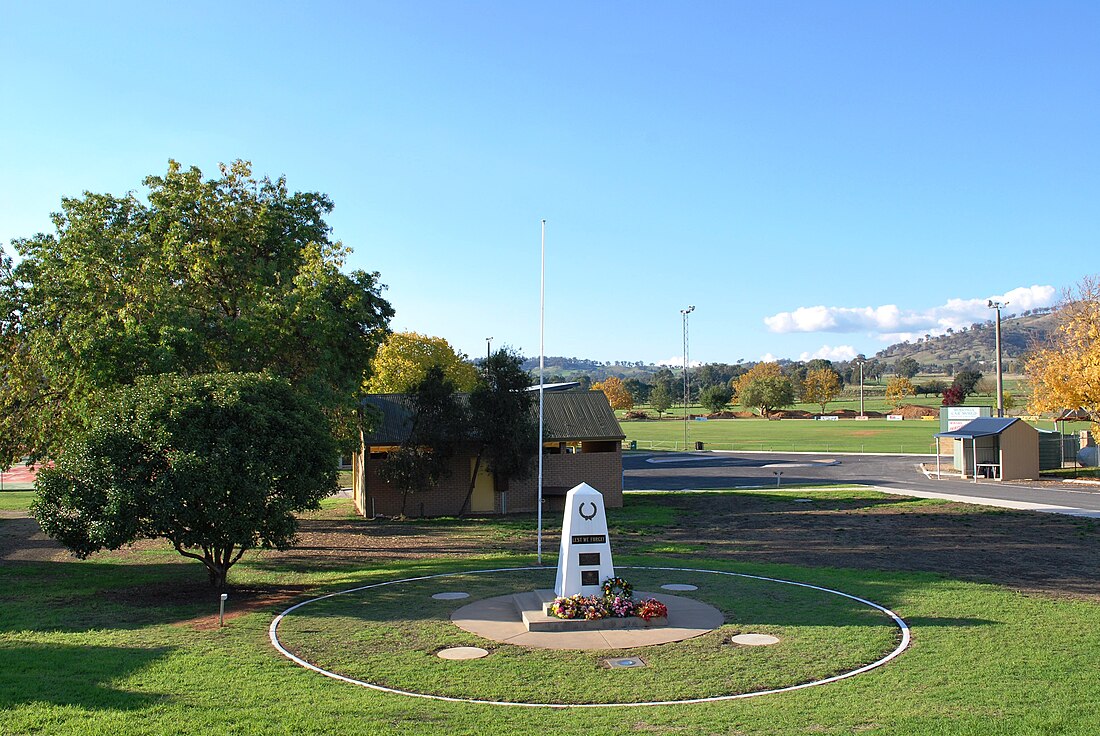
top-left (269, 566), bottom-right (911, 708)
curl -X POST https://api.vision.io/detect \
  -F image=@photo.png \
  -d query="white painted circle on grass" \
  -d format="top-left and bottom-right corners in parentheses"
top-left (660, 583), bottom-right (698, 591)
top-left (432, 592), bottom-right (470, 600)
top-left (437, 646), bottom-right (489, 660)
top-left (269, 565), bottom-right (911, 708)
top-left (731, 634), bottom-right (780, 646)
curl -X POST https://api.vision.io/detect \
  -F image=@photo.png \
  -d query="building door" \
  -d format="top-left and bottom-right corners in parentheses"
top-left (470, 458), bottom-right (495, 513)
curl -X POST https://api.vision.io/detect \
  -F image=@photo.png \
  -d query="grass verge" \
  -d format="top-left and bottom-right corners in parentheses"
top-left (3, 493), bottom-right (1100, 734)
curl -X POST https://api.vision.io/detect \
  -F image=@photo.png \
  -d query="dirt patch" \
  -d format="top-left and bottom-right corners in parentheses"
top-left (771, 410), bottom-right (813, 419)
top-left (896, 404), bottom-right (939, 419)
top-left (6, 492), bottom-right (1100, 604)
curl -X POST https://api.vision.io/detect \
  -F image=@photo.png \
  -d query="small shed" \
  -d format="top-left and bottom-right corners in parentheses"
top-left (934, 417), bottom-right (1039, 482)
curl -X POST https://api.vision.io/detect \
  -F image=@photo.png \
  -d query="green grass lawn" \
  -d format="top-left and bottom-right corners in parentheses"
top-left (275, 566), bottom-right (900, 704)
top-left (622, 417), bottom-right (942, 453)
top-left (5, 493), bottom-right (1100, 734)
top-left (0, 491), bottom-right (34, 512)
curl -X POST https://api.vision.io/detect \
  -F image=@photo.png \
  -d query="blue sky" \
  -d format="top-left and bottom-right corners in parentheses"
top-left (2, 1), bottom-right (1096, 365)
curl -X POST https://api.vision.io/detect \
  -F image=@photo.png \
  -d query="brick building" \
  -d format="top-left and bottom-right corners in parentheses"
top-left (351, 390), bottom-right (626, 517)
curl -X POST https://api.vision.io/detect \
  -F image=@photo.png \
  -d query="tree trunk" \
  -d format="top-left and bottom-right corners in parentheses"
top-left (457, 446), bottom-right (484, 517)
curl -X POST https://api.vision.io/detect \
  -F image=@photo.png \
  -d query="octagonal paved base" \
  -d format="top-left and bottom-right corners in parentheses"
top-left (451, 591), bottom-right (724, 650)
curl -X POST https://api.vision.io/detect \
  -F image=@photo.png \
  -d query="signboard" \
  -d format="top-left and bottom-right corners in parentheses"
top-left (817, 415), bottom-right (839, 421)
top-left (942, 405), bottom-right (991, 432)
top-left (555, 483), bottom-right (617, 598)
top-left (887, 415), bottom-right (904, 421)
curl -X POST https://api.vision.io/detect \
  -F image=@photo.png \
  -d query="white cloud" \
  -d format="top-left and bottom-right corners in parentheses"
top-left (798, 345), bottom-right (858, 362)
top-left (764, 285), bottom-right (1057, 337)
top-left (759, 353), bottom-right (778, 362)
top-left (656, 357), bottom-right (703, 368)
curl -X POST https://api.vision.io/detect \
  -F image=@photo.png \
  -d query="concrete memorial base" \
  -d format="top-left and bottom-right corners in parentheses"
top-left (451, 589), bottom-right (723, 650)
top-left (514, 589), bottom-right (668, 632)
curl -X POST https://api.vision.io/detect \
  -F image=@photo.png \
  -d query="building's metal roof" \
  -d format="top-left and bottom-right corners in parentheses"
top-left (525, 381), bottom-right (581, 392)
top-left (361, 390), bottom-right (625, 445)
top-left (541, 391), bottom-right (626, 441)
top-left (935, 417), bottom-right (1021, 439)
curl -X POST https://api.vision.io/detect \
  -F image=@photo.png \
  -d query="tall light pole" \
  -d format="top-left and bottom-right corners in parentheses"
top-left (681, 305), bottom-right (695, 450)
top-left (857, 359), bottom-right (866, 418)
top-left (485, 337), bottom-right (493, 364)
top-left (987, 300), bottom-right (1007, 417)
top-left (537, 220), bottom-right (546, 565)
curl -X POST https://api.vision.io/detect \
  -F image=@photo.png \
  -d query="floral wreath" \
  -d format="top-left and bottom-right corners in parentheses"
top-left (602, 576), bottom-right (633, 600)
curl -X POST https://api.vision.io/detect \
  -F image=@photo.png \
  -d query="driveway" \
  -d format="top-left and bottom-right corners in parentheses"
top-left (624, 450), bottom-right (1100, 517)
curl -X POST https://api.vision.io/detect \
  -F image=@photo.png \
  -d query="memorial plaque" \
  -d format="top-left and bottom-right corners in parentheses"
top-left (554, 482), bottom-right (617, 597)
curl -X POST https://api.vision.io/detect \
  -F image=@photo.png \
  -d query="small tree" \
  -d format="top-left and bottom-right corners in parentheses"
top-left (32, 373), bottom-right (337, 588)
top-left (941, 385), bottom-right (965, 406)
top-left (802, 368), bottom-right (841, 414)
top-left (649, 381), bottom-right (673, 418)
top-left (378, 365), bottom-right (465, 516)
top-left (699, 384), bottom-right (733, 414)
top-left (458, 348), bottom-right (539, 516)
top-left (885, 376), bottom-right (915, 410)
top-left (592, 376), bottom-right (634, 410)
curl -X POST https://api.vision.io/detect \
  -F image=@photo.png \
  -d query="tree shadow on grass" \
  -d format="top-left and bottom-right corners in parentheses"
top-left (0, 559), bottom-right (295, 634)
top-left (0, 642), bottom-right (172, 711)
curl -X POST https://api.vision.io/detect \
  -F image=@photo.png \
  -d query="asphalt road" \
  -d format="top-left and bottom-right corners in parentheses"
top-left (624, 450), bottom-right (1100, 517)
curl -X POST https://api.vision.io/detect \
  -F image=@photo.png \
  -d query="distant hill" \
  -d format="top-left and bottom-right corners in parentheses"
top-left (520, 356), bottom-right (663, 382)
top-left (874, 309), bottom-right (1060, 372)
top-left (516, 308), bottom-right (1062, 382)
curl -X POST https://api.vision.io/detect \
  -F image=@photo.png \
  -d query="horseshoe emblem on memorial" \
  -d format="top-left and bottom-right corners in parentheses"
top-left (578, 501), bottom-right (598, 521)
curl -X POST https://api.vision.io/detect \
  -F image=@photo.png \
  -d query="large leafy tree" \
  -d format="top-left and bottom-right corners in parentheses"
top-left (734, 362), bottom-right (795, 417)
top-left (32, 373), bottom-right (337, 588)
top-left (1026, 278), bottom-right (1100, 424)
top-left (1, 160), bottom-right (393, 464)
top-left (459, 348), bottom-right (539, 515)
top-left (894, 357), bottom-right (921, 378)
top-left (952, 369), bottom-right (983, 399)
top-left (366, 331), bottom-right (479, 394)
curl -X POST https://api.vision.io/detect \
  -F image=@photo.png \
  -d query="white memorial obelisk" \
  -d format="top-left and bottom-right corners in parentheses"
top-left (555, 483), bottom-right (616, 597)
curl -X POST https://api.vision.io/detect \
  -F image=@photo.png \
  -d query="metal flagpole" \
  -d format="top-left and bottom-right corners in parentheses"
top-left (537, 219), bottom-right (546, 564)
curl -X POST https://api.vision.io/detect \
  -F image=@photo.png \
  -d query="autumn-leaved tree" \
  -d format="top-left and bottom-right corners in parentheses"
top-left (802, 368), bottom-right (841, 414)
top-left (885, 376), bottom-right (915, 410)
top-left (734, 362), bottom-right (795, 417)
top-left (592, 376), bottom-right (634, 410)
top-left (366, 331), bottom-right (479, 394)
top-left (0, 160), bottom-right (393, 464)
top-left (1026, 278), bottom-right (1100, 425)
